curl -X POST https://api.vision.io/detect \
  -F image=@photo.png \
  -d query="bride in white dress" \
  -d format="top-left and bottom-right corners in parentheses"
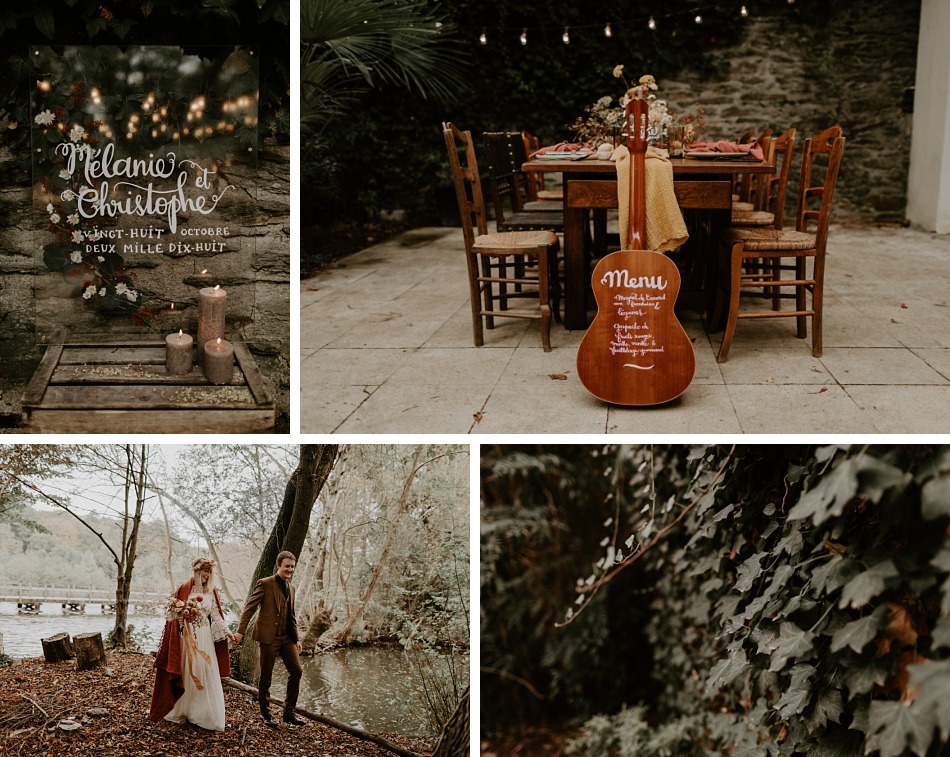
top-left (163, 559), bottom-right (232, 731)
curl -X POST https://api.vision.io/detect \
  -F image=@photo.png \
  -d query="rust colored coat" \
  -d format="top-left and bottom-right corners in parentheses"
top-left (148, 580), bottom-right (231, 721)
top-left (236, 575), bottom-right (298, 645)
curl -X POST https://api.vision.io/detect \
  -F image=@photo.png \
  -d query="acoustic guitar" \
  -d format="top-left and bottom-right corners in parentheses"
top-left (576, 98), bottom-right (695, 405)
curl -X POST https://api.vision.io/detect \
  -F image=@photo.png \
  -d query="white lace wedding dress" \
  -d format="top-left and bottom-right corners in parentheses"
top-left (165, 591), bottom-right (227, 731)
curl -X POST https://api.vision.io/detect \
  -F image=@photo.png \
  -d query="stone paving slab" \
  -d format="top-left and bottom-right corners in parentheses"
top-left (301, 224), bottom-right (950, 434)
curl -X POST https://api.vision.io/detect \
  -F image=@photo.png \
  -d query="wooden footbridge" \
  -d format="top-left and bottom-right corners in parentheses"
top-left (0, 585), bottom-right (167, 615)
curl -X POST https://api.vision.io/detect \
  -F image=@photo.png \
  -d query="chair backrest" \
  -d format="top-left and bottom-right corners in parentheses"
top-left (442, 122), bottom-right (488, 253)
top-left (794, 126), bottom-right (845, 254)
top-left (761, 127), bottom-right (797, 227)
top-left (737, 128), bottom-right (770, 203)
top-left (483, 131), bottom-right (530, 225)
top-left (521, 131), bottom-right (542, 201)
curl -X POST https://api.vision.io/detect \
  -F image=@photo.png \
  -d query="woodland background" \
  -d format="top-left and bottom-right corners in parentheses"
top-left (0, 444), bottom-right (469, 671)
top-left (481, 444), bottom-right (950, 757)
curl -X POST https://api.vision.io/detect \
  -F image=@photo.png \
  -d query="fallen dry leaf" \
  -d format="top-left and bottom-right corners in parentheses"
top-left (548, 374), bottom-right (568, 381)
top-left (473, 411), bottom-right (483, 423)
top-left (900, 303), bottom-right (908, 309)
top-left (884, 602), bottom-right (918, 646)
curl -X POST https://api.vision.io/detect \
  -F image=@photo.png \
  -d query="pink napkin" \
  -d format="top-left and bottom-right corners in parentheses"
top-left (529, 141), bottom-right (592, 158)
top-left (687, 140), bottom-right (764, 161)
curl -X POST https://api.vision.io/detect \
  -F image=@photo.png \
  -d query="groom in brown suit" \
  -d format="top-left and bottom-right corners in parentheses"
top-left (233, 550), bottom-right (305, 726)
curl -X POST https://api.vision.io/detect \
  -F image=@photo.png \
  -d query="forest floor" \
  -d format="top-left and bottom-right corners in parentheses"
top-left (480, 729), bottom-right (575, 757)
top-left (0, 651), bottom-right (435, 756)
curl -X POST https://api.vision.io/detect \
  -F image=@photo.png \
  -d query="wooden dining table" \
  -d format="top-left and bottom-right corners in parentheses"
top-left (523, 155), bottom-right (774, 330)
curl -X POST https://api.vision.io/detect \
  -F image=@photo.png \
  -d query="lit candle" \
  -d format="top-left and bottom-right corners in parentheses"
top-left (165, 330), bottom-right (193, 375)
top-left (197, 285), bottom-right (227, 364)
top-left (203, 337), bottom-right (233, 385)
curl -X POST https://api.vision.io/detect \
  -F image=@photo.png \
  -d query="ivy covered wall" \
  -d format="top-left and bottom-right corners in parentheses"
top-left (481, 444), bottom-right (950, 756)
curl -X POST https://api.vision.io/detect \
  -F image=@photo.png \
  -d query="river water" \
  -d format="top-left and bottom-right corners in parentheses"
top-left (0, 604), bottom-right (467, 736)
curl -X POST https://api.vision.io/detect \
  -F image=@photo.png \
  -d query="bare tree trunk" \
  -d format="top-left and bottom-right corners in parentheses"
top-left (111, 445), bottom-right (147, 649)
top-left (154, 490), bottom-right (176, 592)
top-left (432, 686), bottom-right (469, 757)
top-left (336, 446), bottom-right (425, 643)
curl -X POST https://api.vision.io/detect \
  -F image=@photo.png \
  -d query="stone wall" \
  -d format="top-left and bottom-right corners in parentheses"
top-left (660, 0), bottom-right (920, 223)
top-left (0, 140), bottom-right (289, 430)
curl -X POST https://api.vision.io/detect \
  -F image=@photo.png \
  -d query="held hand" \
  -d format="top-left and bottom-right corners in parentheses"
top-left (296, 642), bottom-right (302, 654)
top-left (232, 632), bottom-right (243, 644)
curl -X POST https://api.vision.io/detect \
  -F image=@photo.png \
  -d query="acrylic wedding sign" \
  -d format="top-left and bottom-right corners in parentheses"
top-left (30, 45), bottom-right (259, 343)
top-left (576, 97), bottom-right (695, 405)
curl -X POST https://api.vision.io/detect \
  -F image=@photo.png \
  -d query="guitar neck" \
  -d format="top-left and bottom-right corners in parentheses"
top-left (626, 98), bottom-right (648, 251)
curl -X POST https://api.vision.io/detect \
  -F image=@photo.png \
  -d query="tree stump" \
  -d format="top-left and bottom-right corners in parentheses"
top-left (74, 632), bottom-right (105, 670)
top-left (41, 632), bottom-right (74, 663)
top-left (433, 686), bottom-right (469, 757)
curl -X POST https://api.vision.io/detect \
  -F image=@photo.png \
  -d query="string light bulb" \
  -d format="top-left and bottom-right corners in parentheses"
top-left (694, 13), bottom-right (703, 23)
top-left (562, 27), bottom-right (570, 44)
top-left (479, 30), bottom-right (487, 45)
top-left (648, 17), bottom-right (657, 30)
top-left (520, 28), bottom-right (527, 46)
top-left (741, 5), bottom-right (748, 16)
top-left (603, 22), bottom-right (612, 38)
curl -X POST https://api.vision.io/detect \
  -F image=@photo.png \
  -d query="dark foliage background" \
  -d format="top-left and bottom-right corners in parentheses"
top-left (481, 444), bottom-right (950, 756)
top-left (0, 0), bottom-right (290, 182)
top-left (303, 0), bottom-right (911, 236)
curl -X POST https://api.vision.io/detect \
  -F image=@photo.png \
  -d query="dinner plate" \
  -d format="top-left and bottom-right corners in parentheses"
top-left (537, 150), bottom-right (592, 160)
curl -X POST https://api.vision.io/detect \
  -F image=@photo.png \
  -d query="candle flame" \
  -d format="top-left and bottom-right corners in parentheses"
top-left (170, 302), bottom-right (175, 311)
top-left (216, 337), bottom-right (221, 346)
top-left (178, 329), bottom-right (183, 339)
top-left (213, 284), bottom-right (221, 293)
top-left (201, 269), bottom-right (208, 274)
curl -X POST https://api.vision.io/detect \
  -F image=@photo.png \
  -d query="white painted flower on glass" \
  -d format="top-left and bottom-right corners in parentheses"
top-left (34, 110), bottom-right (55, 126)
top-left (83, 285), bottom-right (96, 300)
top-left (69, 251), bottom-right (82, 264)
top-left (61, 190), bottom-right (76, 201)
top-left (98, 287), bottom-right (106, 297)
top-left (97, 256), bottom-right (105, 262)
top-left (115, 283), bottom-right (129, 296)
top-left (69, 125), bottom-right (86, 142)
top-left (125, 289), bottom-right (138, 302)
top-left (71, 230), bottom-right (84, 243)
top-left (59, 169), bottom-right (71, 181)
top-left (67, 213), bottom-right (79, 225)
top-left (50, 213), bottom-right (61, 224)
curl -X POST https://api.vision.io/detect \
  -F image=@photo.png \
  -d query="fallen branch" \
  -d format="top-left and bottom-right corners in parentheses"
top-left (221, 677), bottom-right (425, 757)
top-left (18, 693), bottom-right (49, 720)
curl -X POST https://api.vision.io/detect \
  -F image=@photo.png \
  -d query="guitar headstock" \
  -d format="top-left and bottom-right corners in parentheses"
top-left (625, 98), bottom-right (649, 157)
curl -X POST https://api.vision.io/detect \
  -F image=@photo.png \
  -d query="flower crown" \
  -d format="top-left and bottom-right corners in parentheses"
top-left (192, 557), bottom-right (215, 570)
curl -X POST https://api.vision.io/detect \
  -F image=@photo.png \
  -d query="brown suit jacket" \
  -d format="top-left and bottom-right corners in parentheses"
top-left (236, 574), bottom-right (299, 645)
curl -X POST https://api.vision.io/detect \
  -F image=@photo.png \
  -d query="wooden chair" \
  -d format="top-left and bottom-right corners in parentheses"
top-left (521, 131), bottom-right (564, 202)
top-left (483, 132), bottom-right (563, 232)
top-left (732, 128), bottom-right (797, 228)
top-left (443, 122), bottom-right (560, 351)
top-left (733, 129), bottom-right (771, 209)
top-left (714, 126), bottom-right (845, 362)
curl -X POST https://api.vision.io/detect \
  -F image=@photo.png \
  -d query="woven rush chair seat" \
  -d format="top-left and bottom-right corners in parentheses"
top-left (474, 230), bottom-right (558, 250)
top-left (722, 227), bottom-right (817, 250)
top-left (732, 200), bottom-right (755, 212)
top-left (729, 210), bottom-right (776, 227)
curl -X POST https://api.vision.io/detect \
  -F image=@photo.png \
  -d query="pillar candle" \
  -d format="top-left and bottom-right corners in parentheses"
top-left (203, 337), bottom-right (234, 385)
top-left (165, 330), bottom-right (193, 375)
top-left (197, 286), bottom-right (227, 363)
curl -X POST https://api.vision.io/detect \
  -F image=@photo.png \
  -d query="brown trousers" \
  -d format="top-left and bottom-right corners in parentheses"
top-left (258, 635), bottom-right (303, 715)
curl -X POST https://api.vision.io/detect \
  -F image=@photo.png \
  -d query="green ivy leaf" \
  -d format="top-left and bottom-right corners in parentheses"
top-left (908, 659), bottom-right (950, 741)
top-left (735, 551), bottom-right (767, 593)
top-left (843, 659), bottom-right (887, 699)
top-left (805, 687), bottom-right (844, 732)
top-left (706, 651), bottom-right (749, 692)
top-left (829, 606), bottom-right (887, 653)
top-left (774, 663), bottom-right (815, 717)
top-left (769, 623), bottom-right (815, 672)
top-left (838, 560), bottom-right (898, 610)
top-left (33, 7), bottom-right (54, 39)
top-left (867, 700), bottom-right (928, 757)
top-left (921, 471), bottom-right (950, 520)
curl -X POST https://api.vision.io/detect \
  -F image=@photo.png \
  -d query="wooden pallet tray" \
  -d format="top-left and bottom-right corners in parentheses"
top-left (22, 334), bottom-right (275, 433)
